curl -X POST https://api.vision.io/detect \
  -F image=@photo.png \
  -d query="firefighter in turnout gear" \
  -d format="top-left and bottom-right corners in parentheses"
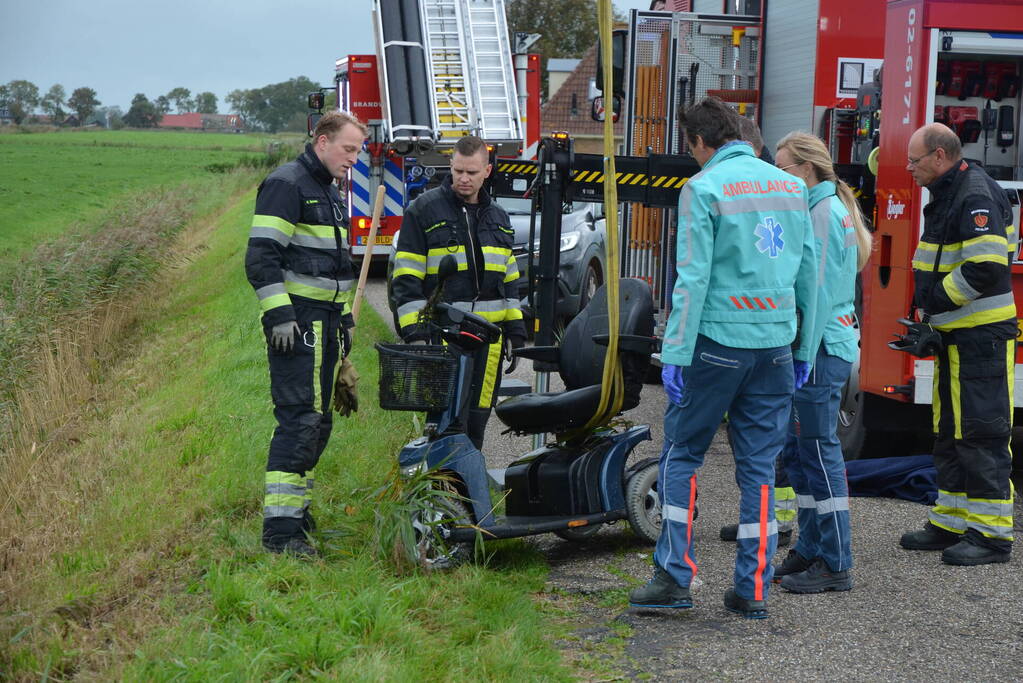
top-left (628, 98), bottom-right (819, 618)
top-left (245, 111), bottom-right (368, 557)
top-left (899, 123), bottom-right (1016, 565)
top-left (390, 135), bottom-right (526, 449)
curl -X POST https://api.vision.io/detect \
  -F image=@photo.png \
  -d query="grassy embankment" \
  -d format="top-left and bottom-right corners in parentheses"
top-left (0, 130), bottom-right (572, 680)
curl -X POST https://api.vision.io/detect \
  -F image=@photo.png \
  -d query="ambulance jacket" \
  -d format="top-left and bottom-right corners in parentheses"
top-left (390, 178), bottom-right (526, 342)
top-left (912, 159), bottom-right (1017, 335)
top-left (245, 144), bottom-right (356, 328)
top-left (807, 180), bottom-right (860, 364)
top-left (662, 142), bottom-right (818, 367)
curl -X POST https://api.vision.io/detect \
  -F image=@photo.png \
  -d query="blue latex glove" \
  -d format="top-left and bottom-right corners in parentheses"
top-left (793, 360), bottom-right (811, 390)
top-left (662, 364), bottom-right (685, 405)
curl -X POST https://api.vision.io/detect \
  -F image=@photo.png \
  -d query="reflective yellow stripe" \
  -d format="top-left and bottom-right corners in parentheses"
top-left (942, 274), bottom-right (971, 307)
top-left (949, 345), bottom-right (962, 440)
top-left (252, 214), bottom-right (295, 236)
top-left (260, 293), bottom-right (292, 314)
top-left (478, 337), bottom-right (503, 408)
top-left (294, 222), bottom-right (337, 238)
top-left (312, 320), bottom-right (323, 414)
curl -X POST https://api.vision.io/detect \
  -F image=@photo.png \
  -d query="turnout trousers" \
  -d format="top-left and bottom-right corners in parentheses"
top-left (655, 335), bottom-right (793, 601)
top-left (780, 346), bottom-right (853, 571)
top-left (464, 335), bottom-right (504, 450)
top-left (262, 305), bottom-right (344, 545)
top-left (930, 327), bottom-right (1014, 551)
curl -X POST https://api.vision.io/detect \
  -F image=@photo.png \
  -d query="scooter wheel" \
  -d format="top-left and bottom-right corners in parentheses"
top-left (554, 523), bottom-right (603, 541)
top-left (411, 493), bottom-right (473, 570)
top-left (625, 462), bottom-right (661, 544)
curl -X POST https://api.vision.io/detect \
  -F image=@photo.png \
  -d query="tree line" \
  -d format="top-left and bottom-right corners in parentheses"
top-left (0, 77), bottom-right (328, 133)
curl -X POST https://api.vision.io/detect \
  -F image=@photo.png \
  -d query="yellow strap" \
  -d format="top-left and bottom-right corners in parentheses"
top-left (580, 0), bottom-right (625, 433)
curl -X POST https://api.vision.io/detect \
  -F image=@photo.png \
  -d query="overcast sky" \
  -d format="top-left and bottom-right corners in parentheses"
top-left (1, 0), bottom-right (653, 112)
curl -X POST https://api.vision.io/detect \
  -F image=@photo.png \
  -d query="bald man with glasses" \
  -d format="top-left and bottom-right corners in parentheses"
top-left (899, 122), bottom-right (1016, 566)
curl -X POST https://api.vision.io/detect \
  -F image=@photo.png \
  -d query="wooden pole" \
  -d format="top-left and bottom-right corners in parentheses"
top-left (350, 184), bottom-right (386, 325)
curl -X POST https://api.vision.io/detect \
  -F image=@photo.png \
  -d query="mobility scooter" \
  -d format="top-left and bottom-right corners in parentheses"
top-left (376, 258), bottom-right (663, 568)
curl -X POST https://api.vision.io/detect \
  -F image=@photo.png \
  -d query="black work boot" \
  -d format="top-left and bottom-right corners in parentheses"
top-left (301, 510), bottom-right (317, 534)
top-left (629, 566), bottom-right (693, 609)
top-left (941, 539), bottom-right (1010, 566)
top-left (723, 588), bottom-right (768, 619)
top-left (719, 523), bottom-right (791, 546)
top-left (772, 549), bottom-right (813, 583)
top-left (900, 523), bottom-right (960, 550)
top-left (780, 558), bottom-right (852, 593)
top-left (264, 536), bottom-right (319, 558)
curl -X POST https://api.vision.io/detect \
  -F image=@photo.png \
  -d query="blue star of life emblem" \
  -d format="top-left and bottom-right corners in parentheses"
top-left (755, 217), bottom-right (784, 258)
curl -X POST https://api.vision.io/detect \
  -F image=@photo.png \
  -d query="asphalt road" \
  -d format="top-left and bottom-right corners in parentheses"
top-left (362, 275), bottom-right (1023, 681)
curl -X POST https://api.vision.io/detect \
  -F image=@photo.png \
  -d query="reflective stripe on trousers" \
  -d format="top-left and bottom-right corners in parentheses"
top-left (780, 347), bottom-right (854, 571)
top-left (654, 335), bottom-right (792, 601)
top-left (930, 332), bottom-right (1014, 547)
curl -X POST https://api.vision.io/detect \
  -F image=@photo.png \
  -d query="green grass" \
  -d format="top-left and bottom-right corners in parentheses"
top-left (0, 129), bottom-right (300, 272)
top-left (2, 189), bottom-right (573, 680)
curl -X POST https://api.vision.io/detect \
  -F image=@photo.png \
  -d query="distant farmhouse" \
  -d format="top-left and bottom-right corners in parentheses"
top-left (0, 107), bottom-right (13, 125)
top-left (159, 113), bottom-right (244, 132)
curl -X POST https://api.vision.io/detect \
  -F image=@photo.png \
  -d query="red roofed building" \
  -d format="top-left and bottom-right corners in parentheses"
top-left (159, 113), bottom-right (244, 132)
top-left (541, 44), bottom-right (624, 154)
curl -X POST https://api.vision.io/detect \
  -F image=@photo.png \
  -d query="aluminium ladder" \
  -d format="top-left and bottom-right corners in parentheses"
top-left (420, 0), bottom-right (522, 151)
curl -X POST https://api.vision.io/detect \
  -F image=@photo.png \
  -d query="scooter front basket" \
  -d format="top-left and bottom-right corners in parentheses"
top-left (376, 343), bottom-right (458, 411)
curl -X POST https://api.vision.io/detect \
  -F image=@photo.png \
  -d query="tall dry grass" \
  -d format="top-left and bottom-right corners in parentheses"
top-left (0, 173), bottom-right (256, 620)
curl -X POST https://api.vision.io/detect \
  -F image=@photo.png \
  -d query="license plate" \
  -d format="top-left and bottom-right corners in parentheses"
top-left (375, 235), bottom-right (392, 245)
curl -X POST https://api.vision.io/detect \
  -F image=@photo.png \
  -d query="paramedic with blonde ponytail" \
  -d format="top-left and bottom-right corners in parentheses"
top-left (771, 132), bottom-right (873, 593)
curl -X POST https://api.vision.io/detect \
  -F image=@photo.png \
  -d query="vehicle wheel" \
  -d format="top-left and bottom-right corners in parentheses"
top-left (837, 360), bottom-right (866, 461)
top-left (410, 490), bottom-right (474, 570)
top-left (578, 261), bottom-right (602, 314)
top-left (554, 523), bottom-right (604, 541)
top-left (625, 462), bottom-right (661, 544)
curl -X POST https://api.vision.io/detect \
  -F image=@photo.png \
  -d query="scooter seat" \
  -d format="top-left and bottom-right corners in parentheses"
top-left (494, 385), bottom-right (603, 434)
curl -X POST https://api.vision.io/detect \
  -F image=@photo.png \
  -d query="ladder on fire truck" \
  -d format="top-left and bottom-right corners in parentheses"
top-left (420, 0), bottom-right (521, 146)
top-left (372, 0), bottom-right (518, 158)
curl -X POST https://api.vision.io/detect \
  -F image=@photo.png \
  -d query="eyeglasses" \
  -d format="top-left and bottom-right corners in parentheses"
top-left (907, 149), bottom-right (937, 167)
top-left (777, 163), bottom-right (800, 171)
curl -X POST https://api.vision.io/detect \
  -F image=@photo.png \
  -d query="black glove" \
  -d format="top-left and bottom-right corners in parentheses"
top-left (270, 320), bottom-right (300, 352)
top-left (504, 334), bottom-right (526, 374)
top-left (402, 325), bottom-right (430, 345)
top-left (889, 318), bottom-right (943, 357)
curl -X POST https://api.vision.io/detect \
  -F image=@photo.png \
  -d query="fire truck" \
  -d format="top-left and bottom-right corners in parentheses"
top-left (331, 0), bottom-right (539, 261)
top-left (610, 0), bottom-right (1023, 458)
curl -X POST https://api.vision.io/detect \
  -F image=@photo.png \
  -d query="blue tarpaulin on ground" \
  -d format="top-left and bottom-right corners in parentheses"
top-left (846, 454), bottom-right (938, 505)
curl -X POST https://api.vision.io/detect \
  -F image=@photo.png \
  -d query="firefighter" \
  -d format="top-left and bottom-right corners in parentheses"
top-left (390, 135), bottom-right (526, 449)
top-left (899, 122), bottom-right (1015, 565)
top-left (771, 132), bottom-right (873, 593)
top-left (245, 111), bottom-right (367, 557)
top-left (628, 97), bottom-right (819, 618)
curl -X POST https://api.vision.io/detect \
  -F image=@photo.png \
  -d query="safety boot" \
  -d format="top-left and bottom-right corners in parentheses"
top-left (264, 536), bottom-right (319, 558)
top-left (772, 549), bottom-right (813, 583)
top-left (301, 510), bottom-right (317, 534)
top-left (719, 523), bottom-right (791, 546)
top-left (780, 558), bottom-right (852, 593)
top-left (629, 566), bottom-right (693, 609)
top-left (723, 588), bottom-right (768, 619)
top-left (941, 540), bottom-right (1010, 566)
top-left (899, 524), bottom-right (960, 551)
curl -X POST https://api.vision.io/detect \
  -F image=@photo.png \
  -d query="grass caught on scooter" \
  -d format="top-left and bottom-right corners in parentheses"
top-left (371, 460), bottom-right (488, 572)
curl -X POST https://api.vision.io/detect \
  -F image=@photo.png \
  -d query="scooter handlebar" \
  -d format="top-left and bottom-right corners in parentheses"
top-left (435, 302), bottom-right (503, 343)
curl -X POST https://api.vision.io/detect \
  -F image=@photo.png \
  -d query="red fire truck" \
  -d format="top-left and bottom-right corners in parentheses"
top-left (852, 0), bottom-right (1023, 457)
top-left (614, 0), bottom-right (1023, 458)
top-left (332, 0), bottom-right (540, 263)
